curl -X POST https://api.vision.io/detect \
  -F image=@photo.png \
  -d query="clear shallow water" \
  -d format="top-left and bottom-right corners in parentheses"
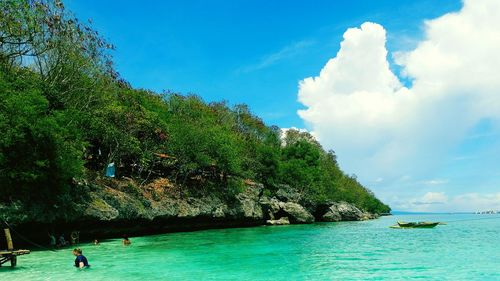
top-left (1, 214), bottom-right (499, 280)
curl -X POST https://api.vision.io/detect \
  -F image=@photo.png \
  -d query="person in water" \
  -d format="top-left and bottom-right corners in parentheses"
top-left (122, 235), bottom-right (131, 246)
top-left (58, 234), bottom-right (68, 247)
top-left (70, 231), bottom-right (80, 245)
top-left (93, 239), bottom-right (100, 245)
top-left (48, 232), bottom-right (56, 248)
top-left (73, 248), bottom-right (89, 268)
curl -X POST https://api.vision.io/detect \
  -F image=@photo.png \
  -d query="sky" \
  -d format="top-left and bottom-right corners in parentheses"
top-left (66, 0), bottom-right (500, 212)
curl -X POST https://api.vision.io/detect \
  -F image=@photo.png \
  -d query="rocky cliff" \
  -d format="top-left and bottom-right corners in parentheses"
top-left (0, 177), bottom-right (380, 245)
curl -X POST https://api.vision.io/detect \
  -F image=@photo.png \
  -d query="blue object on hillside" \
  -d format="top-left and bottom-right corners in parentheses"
top-left (105, 162), bottom-right (115, 177)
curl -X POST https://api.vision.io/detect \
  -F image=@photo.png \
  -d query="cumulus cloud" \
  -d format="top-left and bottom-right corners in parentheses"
top-left (297, 0), bottom-right (500, 210)
top-left (415, 192), bottom-right (448, 205)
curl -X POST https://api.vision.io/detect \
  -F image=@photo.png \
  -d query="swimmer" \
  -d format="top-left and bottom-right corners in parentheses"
top-left (122, 235), bottom-right (131, 246)
top-left (72, 248), bottom-right (90, 268)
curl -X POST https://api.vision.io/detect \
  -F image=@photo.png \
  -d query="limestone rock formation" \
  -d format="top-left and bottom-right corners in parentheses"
top-left (266, 217), bottom-right (290, 225)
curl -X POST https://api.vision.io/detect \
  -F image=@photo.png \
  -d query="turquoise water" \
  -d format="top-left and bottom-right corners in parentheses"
top-left (1, 214), bottom-right (499, 280)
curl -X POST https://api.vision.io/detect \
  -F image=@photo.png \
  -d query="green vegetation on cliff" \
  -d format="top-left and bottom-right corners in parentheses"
top-left (0, 0), bottom-right (390, 219)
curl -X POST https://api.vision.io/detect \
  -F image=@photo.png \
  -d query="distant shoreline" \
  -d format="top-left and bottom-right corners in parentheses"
top-left (391, 211), bottom-right (475, 215)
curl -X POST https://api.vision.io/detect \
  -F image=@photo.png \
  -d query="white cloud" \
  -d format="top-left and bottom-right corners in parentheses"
top-left (240, 40), bottom-right (314, 72)
top-left (399, 192), bottom-right (449, 211)
top-left (451, 193), bottom-right (500, 212)
top-left (422, 179), bottom-right (449, 185)
top-left (297, 0), bottom-right (500, 211)
top-left (452, 156), bottom-right (475, 161)
top-left (420, 192), bottom-right (448, 204)
top-left (396, 192), bottom-right (500, 212)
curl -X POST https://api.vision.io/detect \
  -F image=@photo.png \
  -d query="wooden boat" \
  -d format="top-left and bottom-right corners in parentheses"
top-left (394, 221), bottom-right (440, 228)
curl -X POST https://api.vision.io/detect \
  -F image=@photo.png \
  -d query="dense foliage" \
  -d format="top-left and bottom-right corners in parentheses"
top-left (0, 0), bottom-right (390, 214)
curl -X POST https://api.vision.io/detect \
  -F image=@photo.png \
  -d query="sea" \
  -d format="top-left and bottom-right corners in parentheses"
top-left (1, 214), bottom-right (499, 280)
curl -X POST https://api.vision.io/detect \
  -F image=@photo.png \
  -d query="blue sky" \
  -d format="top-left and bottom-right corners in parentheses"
top-left (67, 0), bottom-right (500, 212)
top-left (66, 0), bottom-right (460, 127)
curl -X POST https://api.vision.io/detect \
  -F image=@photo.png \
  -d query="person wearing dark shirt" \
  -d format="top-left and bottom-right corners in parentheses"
top-left (73, 248), bottom-right (90, 268)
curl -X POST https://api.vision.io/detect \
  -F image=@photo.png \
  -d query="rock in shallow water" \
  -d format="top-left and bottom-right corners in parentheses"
top-left (322, 206), bottom-right (342, 222)
top-left (336, 202), bottom-right (364, 221)
top-left (321, 202), bottom-right (371, 221)
top-left (281, 202), bottom-right (315, 223)
top-left (260, 197), bottom-right (315, 224)
top-left (266, 217), bottom-right (290, 225)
